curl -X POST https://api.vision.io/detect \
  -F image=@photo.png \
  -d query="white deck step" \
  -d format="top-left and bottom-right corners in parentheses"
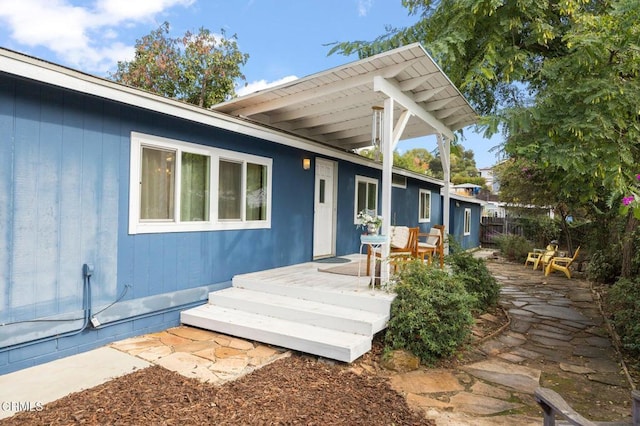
top-left (210, 287), bottom-right (388, 335)
top-left (180, 304), bottom-right (371, 363)
top-left (232, 276), bottom-right (393, 314)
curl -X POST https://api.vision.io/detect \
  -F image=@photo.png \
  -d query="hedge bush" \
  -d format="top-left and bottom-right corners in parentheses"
top-left (446, 246), bottom-right (501, 312)
top-left (492, 233), bottom-right (532, 263)
top-left (385, 261), bottom-right (474, 364)
top-left (606, 277), bottom-right (640, 357)
top-left (587, 249), bottom-right (621, 284)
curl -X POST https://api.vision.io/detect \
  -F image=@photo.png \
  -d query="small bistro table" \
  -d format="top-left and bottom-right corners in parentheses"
top-left (358, 234), bottom-right (389, 285)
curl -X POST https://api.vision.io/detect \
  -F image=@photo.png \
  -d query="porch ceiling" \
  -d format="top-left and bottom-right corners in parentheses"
top-left (211, 43), bottom-right (477, 151)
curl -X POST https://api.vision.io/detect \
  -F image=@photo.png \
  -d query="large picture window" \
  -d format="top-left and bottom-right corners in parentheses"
top-left (354, 175), bottom-right (378, 222)
top-left (130, 132), bottom-right (271, 234)
top-left (418, 189), bottom-right (431, 223)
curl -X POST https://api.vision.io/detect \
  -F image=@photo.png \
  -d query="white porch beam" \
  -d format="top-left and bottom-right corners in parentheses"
top-left (434, 105), bottom-right (465, 120)
top-left (437, 134), bottom-right (451, 254)
top-left (424, 97), bottom-right (457, 111)
top-left (271, 91), bottom-right (382, 123)
top-left (373, 76), bottom-right (455, 141)
top-left (381, 97), bottom-right (394, 283)
top-left (398, 73), bottom-right (439, 91)
top-left (231, 59), bottom-right (421, 117)
top-left (391, 110), bottom-right (412, 151)
top-left (413, 86), bottom-right (449, 103)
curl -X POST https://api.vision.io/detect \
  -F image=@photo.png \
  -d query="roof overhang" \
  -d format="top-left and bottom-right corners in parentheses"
top-left (212, 43), bottom-right (477, 151)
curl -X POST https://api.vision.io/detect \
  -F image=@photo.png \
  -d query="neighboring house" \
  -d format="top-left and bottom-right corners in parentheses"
top-left (0, 44), bottom-right (480, 374)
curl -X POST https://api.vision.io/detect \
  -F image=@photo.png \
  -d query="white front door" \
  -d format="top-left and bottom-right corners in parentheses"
top-left (313, 158), bottom-right (336, 258)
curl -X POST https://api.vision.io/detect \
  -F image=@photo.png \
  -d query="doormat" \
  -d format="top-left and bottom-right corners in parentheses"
top-left (318, 260), bottom-right (367, 276)
top-left (314, 257), bottom-right (351, 264)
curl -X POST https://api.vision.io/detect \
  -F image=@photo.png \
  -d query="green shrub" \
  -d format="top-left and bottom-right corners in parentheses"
top-left (492, 233), bottom-right (533, 263)
top-left (385, 260), bottom-right (474, 364)
top-left (519, 215), bottom-right (560, 248)
top-left (606, 277), bottom-right (640, 356)
top-left (587, 249), bottom-right (621, 284)
top-left (446, 244), bottom-right (501, 312)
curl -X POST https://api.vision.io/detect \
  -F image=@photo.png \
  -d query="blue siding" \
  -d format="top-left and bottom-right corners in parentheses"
top-left (449, 199), bottom-right (481, 250)
top-left (0, 75), bottom-right (14, 320)
top-left (0, 73), bottom-right (481, 374)
top-left (333, 162), bottom-right (444, 255)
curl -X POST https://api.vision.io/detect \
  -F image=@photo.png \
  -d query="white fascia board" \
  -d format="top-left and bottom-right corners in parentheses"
top-left (0, 49), bottom-right (447, 190)
top-left (373, 76), bottom-right (455, 141)
top-left (439, 190), bottom-right (486, 206)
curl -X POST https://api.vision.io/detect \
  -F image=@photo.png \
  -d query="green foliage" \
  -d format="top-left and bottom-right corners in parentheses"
top-left (518, 216), bottom-right (560, 248)
top-left (587, 249), bottom-right (621, 284)
top-left (606, 277), bottom-right (640, 356)
top-left (332, 0), bottom-right (640, 278)
top-left (385, 261), bottom-right (474, 364)
top-left (446, 242), bottom-right (501, 312)
top-left (110, 22), bottom-right (249, 108)
top-left (492, 234), bottom-right (532, 263)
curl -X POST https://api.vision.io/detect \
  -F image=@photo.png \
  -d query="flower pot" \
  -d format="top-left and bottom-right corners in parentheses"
top-left (367, 224), bottom-right (379, 235)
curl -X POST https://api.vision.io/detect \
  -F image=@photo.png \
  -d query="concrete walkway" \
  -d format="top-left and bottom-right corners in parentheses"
top-left (388, 252), bottom-right (634, 425)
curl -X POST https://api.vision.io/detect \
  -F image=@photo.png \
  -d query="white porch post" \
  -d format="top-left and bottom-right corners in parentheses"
top-left (437, 134), bottom-right (451, 254)
top-left (380, 97), bottom-right (394, 282)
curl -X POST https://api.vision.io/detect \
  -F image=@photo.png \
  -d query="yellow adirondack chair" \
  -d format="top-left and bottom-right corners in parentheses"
top-left (545, 246), bottom-right (581, 279)
top-left (525, 243), bottom-right (557, 270)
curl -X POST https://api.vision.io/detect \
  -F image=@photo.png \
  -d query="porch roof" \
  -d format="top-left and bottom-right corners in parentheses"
top-left (212, 43), bottom-right (477, 151)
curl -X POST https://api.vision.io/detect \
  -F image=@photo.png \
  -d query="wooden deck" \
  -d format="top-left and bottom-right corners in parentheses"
top-left (181, 254), bottom-right (395, 363)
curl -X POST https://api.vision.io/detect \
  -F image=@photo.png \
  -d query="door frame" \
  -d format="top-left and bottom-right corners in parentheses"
top-left (313, 157), bottom-right (338, 259)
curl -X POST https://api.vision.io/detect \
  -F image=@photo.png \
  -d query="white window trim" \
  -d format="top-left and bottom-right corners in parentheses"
top-left (464, 208), bottom-right (471, 236)
top-left (354, 175), bottom-right (378, 224)
top-left (418, 189), bottom-right (431, 223)
top-left (129, 132), bottom-right (272, 234)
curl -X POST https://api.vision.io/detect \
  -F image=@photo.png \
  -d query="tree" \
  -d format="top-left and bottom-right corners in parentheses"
top-left (331, 0), bottom-right (640, 277)
top-left (111, 22), bottom-right (249, 108)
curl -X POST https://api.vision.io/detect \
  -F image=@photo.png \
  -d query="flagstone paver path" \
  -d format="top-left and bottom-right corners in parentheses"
top-left (388, 252), bottom-right (634, 425)
top-left (110, 251), bottom-right (635, 425)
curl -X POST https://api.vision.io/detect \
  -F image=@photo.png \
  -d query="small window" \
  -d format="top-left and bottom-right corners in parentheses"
top-left (418, 189), bottom-right (431, 223)
top-left (464, 208), bottom-right (471, 236)
top-left (319, 179), bottom-right (326, 204)
top-left (392, 173), bottom-right (407, 188)
top-left (354, 175), bottom-right (378, 222)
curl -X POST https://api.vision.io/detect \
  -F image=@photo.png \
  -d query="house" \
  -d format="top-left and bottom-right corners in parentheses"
top-left (0, 44), bottom-right (479, 373)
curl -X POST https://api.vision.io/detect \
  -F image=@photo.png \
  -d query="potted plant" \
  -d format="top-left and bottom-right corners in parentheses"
top-left (357, 210), bottom-right (383, 234)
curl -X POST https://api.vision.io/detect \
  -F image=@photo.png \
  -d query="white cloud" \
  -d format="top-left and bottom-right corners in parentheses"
top-left (236, 75), bottom-right (298, 97)
top-left (0, 0), bottom-right (193, 73)
top-left (357, 0), bottom-right (373, 17)
top-left (94, 0), bottom-right (194, 24)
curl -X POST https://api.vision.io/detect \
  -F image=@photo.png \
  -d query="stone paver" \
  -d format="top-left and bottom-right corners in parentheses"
top-left (448, 392), bottom-right (522, 415)
top-left (462, 359), bottom-right (541, 393)
top-left (110, 325), bottom-right (290, 386)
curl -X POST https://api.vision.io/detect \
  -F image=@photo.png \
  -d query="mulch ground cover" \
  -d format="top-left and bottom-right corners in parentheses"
top-left (2, 355), bottom-right (434, 425)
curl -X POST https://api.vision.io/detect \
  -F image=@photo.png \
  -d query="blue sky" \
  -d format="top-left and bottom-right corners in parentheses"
top-left (0, 0), bottom-right (503, 168)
